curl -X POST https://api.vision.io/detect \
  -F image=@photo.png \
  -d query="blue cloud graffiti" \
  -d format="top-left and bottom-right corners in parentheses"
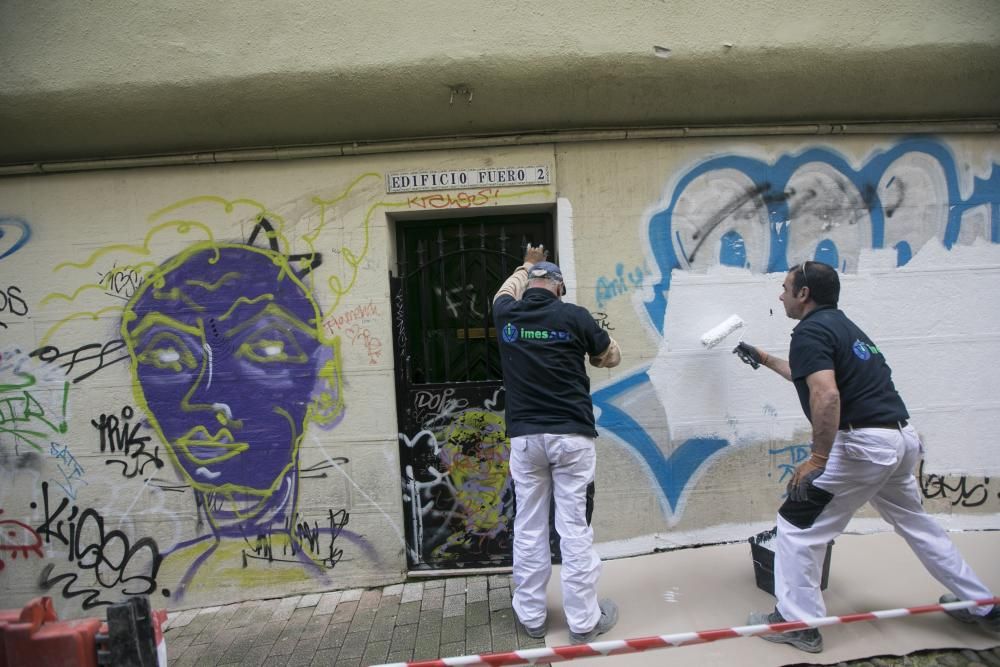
top-left (0, 218), bottom-right (31, 261)
top-left (594, 138), bottom-right (1000, 517)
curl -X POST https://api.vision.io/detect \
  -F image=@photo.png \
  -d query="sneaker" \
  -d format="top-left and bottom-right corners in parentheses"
top-left (940, 595), bottom-right (1000, 633)
top-left (747, 609), bottom-right (823, 653)
top-left (569, 599), bottom-right (619, 645)
top-left (521, 619), bottom-right (547, 639)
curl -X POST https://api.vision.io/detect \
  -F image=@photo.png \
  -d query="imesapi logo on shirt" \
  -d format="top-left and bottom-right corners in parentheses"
top-left (501, 322), bottom-right (571, 343)
top-left (852, 339), bottom-right (881, 360)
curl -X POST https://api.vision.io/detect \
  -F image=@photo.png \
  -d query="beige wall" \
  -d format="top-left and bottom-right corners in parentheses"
top-left (2, 1), bottom-right (998, 163)
top-left (1, 134), bottom-right (998, 618)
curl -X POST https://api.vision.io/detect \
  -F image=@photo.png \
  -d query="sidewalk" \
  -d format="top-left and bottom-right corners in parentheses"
top-left (162, 532), bottom-right (1000, 667)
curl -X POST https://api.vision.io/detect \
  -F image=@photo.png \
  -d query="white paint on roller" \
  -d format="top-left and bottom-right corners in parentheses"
top-left (699, 314), bottom-right (744, 348)
top-left (647, 240), bottom-right (1000, 476)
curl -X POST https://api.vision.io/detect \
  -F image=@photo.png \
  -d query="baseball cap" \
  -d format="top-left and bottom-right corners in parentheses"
top-left (528, 261), bottom-right (563, 282)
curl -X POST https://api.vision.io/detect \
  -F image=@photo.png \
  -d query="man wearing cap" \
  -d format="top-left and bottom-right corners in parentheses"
top-left (492, 244), bottom-right (621, 645)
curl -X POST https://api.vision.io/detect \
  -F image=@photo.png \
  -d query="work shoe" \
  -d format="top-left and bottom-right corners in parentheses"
top-left (940, 595), bottom-right (1000, 633)
top-left (521, 619), bottom-right (547, 639)
top-left (747, 609), bottom-right (823, 653)
top-left (569, 599), bottom-right (619, 645)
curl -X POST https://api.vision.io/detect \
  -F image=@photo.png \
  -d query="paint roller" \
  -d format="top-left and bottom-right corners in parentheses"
top-left (700, 314), bottom-right (745, 349)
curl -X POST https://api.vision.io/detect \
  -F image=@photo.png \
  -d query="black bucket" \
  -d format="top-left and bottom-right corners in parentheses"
top-left (749, 527), bottom-right (833, 596)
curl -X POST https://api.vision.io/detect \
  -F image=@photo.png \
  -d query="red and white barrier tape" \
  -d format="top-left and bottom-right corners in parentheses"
top-left (374, 597), bottom-right (999, 667)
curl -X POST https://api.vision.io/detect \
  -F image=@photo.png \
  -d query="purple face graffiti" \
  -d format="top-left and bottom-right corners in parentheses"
top-left (122, 244), bottom-right (328, 497)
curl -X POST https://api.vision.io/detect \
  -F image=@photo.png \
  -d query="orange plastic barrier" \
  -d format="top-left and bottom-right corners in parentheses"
top-left (0, 597), bottom-right (101, 667)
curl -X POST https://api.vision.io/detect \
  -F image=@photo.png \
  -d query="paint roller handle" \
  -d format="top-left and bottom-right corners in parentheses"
top-left (733, 342), bottom-right (767, 370)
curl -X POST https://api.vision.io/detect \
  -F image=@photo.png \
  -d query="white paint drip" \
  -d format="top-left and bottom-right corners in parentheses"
top-left (663, 587), bottom-right (681, 603)
top-left (202, 343), bottom-right (213, 389)
top-left (195, 466), bottom-right (221, 479)
top-left (211, 403), bottom-right (233, 420)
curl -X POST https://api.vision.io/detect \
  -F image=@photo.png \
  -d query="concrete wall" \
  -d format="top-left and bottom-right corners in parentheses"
top-left (2, 1), bottom-right (998, 163)
top-left (1, 134), bottom-right (998, 618)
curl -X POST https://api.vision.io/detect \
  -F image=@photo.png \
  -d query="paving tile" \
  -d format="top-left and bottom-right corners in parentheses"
top-left (488, 588), bottom-right (512, 611)
top-left (369, 614), bottom-right (397, 643)
top-left (252, 624), bottom-right (284, 647)
top-left (292, 635), bottom-right (322, 656)
top-left (225, 600), bottom-right (262, 628)
top-left (164, 631), bottom-right (196, 655)
top-left (491, 632), bottom-right (517, 653)
top-left (385, 649), bottom-right (414, 663)
top-left (347, 607), bottom-right (376, 635)
top-left (424, 578), bottom-right (445, 589)
top-left (358, 588), bottom-right (382, 609)
top-left (396, 600), bottom-right (422, 626)
top-left (489, 607), bottom-right (515, 637)
top-left (337, 631), bottom-right (369, 659)
top-left (285, 650), bottom-right (317, 667)
top-left (401, 582), bottom-right (424, 604)
top-left (237, 643), bottom-right (273, 667)
top-left (249, 599), bottom-right (282, 624)
top-left (466, 601), bottom-right (489, 627)
top-left (318, 622), bottom-right (350, 650)
top-left (413, 629), bottom-right (441, 661)
top-left (421, 586), bottom-right (445, 611)
top-left (268, 633), bottom-right (300, 657)
top-left (382, 583), bottom-right (404, 596)
top-left (334, 658), bottom-right (361, 667)
top-left (339, 588), bottom-right (363, 602)
top-left (297, 593), bottom-right (322, 608)
top-left (168, 609), bottom-right (201, 629)
top-left (330, 600), bottom-right (359, 625)
top-left (287, 606), bottom-right (314, 627)
top-left (271, 596), bottom-right (302, 621)
top-left (439, 641), bottom-right (465, 659)
top-left (309, 648), bottom-right (339, 667)
top-left (466, 622), bottom-right (492, 655)
top-left (445, 578), bottom-right (466, 597)
top-left (300, 613), bottom-right (331, 640)
top-left (390, 623), bottom-right (418, 652)
top-left (443, 594), bottom-right (466, 618)
top-left (488, 574), bottom-right (510, 589)
top-left (313, 591), bottom-right (342, 616)
top-left (465, 577), bottom-right (488, 603)
top-left (440, 616), bottom-right (466, 645)
top-left (219, 635), bottom-right (257, 663)
top-left (262, 656), bottom-right (291, 667)
top-left (361, 639), bottom-right (391, 665)
top-left (374, 596), bottom-right (400, 621)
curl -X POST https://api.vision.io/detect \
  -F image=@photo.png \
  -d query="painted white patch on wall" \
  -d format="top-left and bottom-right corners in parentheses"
top-left (648, 241), bottom-right (1000, 476)
top-left (557, 196), bottom-right (577, 303)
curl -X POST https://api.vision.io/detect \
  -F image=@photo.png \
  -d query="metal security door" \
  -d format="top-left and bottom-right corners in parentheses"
top-left (392, 214), bottom-right (552, 570)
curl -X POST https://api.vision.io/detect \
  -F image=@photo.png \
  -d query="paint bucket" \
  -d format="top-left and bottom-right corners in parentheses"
top-left (749, 527), bottom-right (833, 596)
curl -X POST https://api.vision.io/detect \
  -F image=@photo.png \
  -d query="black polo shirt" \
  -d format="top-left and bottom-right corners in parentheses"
top-left (493, 288), bottom-right (610, 438)
top-left (789, 305), bottom-right (908, 429)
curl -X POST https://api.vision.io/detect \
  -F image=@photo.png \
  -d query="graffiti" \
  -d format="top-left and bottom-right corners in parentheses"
top-left (769, 444), bottom-right (811, 483)
top-left (91, 406), bottom-right (164, 479)
top-left (592, 138), bottom-right (1000, 521)
top-left (0, 217), bottom-right (31, 261)
top-left (33, 482), bottom-right (164, 608)
top-left (0, 286), bottom-right (28, 329)
top-left (412, 387), bottom-right (470, 429)
top-left (434, 284), bottom-right (484, 319)
top-left (0, 509), bottom-right (44, 570)
top-left (97, 263), bottom-right (145, 301)
top-left (591, 312), bottom-right (615, 331)
top-left (243, 508), bottom-right (350, 569)
top-left (119, 218), bottom-right (347, 597)
top-left (344, 325), bottom-right (383, 365)
top-left (29, 340), bottom-right (130, 384)
top-left (918, 461), bottom-right (994, 508)
top-left (407, 188), bottom-right (502, 210)
top-left (594, 263), bottom-right (648, 309)
top-left (0, 381), bottom-right (69, 454)
top-left (323, 300), bottom-right (379, 334)
top-left (48, 442), bottom-right (88, 501)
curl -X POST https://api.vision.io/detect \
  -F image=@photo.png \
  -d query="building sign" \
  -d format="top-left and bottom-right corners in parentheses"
top-left (386, 166), bottom-right (550, 193)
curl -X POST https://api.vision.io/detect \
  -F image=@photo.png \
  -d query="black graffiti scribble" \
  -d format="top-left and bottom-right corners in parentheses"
top-left (300, 457), bottom-right (350, 480)
top-left (33, 482), bottom-right (163, 608)
top-left (591, 312), bottom-right (615, 331)
top-left (918, 461), bottom-right (991, 508)
top-left (242, 509), bottom-right (350, 569)
top-left (91, 405), bottom-right (163, 478)
top-left (0, 285), bottom-right (28, 329)
top-left (30, 340), bottom-right (129, 384)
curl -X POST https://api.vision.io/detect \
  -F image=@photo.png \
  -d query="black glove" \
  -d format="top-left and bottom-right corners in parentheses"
top-left (733, 342), bottom-right (763, 369)
top-left (788, 466), bottom-right (825, 502)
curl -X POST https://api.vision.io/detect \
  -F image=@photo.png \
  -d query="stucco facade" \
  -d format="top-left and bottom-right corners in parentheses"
top-left (1, 3), bottom-right (998, 620)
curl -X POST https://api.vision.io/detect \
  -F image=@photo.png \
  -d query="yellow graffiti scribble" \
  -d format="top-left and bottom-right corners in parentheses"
top-left (217, 294), bottom-right (274, 322)
top-left (39, 306), bottom-right (125, 347)
top-left (150, 196), bottom-right (289, 256)
top-left (52, 221), bottom-right (214, 272)
top-left (42, 262), bottom-right (159, 305)
top-left (185, 272), bottom-right (243, 291)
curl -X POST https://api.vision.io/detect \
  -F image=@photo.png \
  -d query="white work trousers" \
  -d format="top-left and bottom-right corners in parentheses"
top-left (510, 433), bottom-right (602, 634)
top-left (775, 424), bottom-right (994, 621)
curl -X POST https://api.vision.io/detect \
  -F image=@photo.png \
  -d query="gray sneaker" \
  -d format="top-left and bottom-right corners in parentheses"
top-left (747, 609), bottom-right (823, 653)
top-left (521, 619), bottom-right (547, 639)
top-left (569, 599), bottom-right (619, 645)
top-left (940, 595), bottom-right (1000, 633)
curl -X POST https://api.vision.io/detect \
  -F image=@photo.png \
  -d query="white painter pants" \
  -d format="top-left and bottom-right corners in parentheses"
top-left (775, 424), bottom-right (995, 621)
top-left (510, 433), bottom-right (602, 634)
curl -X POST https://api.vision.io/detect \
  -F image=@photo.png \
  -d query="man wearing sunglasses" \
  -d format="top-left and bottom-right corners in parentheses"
top-left (734, 260), bottom-right (997, 653)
